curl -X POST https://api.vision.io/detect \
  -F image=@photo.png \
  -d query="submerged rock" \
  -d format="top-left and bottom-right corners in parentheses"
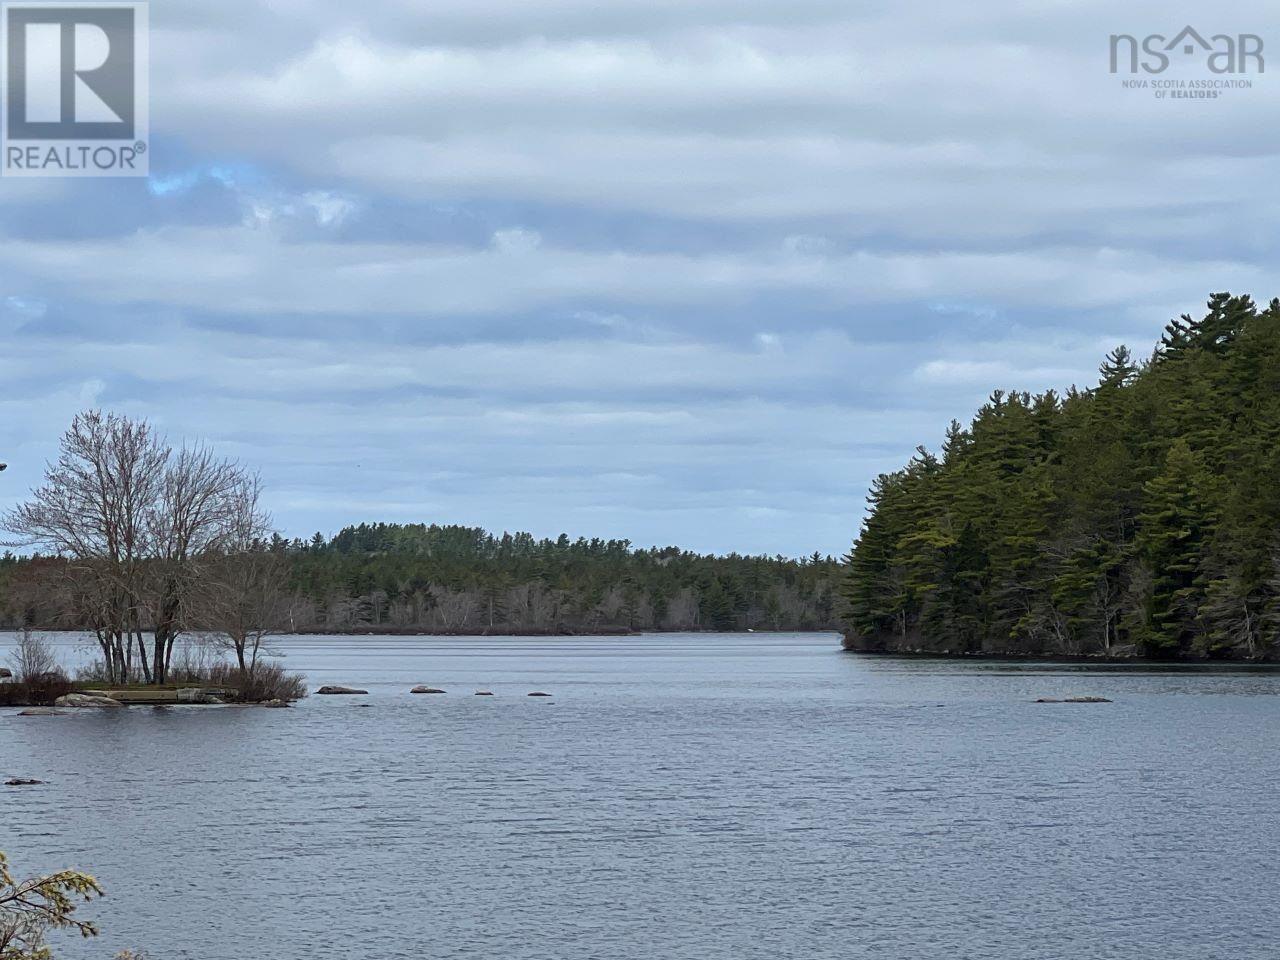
top-left (527, 692), bottom-right (552, 697)
top-left (474, 690), bottom-right (495, 696)
top-left (15, 708), bottom-right (61, 717)
top-left (315, 685), bottom-right (369, 695)
top-left (260, 699), bottom-right (291, 708)
top-left (411, 686), bottom-right (446, 694)
top-left (4, 777), bottom-right (43, 786)
top-left (1036, 696), bottom-right (1113, 703)
top-left (55, 693), bottom-right (125, 709)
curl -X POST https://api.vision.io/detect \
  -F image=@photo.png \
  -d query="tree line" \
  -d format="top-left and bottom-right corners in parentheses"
top-left (279, 523), bottom-right (842, 634)
top-left (0, 416), bottom-right (844, 647)
top-left (844, 292), bottom-right (1280, 660)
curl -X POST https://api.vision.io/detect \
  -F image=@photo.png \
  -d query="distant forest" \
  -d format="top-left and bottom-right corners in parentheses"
top-left (1, 523), bottom-right (843, 635)
top-left (844, 292), bottom-right (1280, 660)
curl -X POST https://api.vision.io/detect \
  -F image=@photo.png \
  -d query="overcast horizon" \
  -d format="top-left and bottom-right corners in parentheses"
top-left (2, 0), bottom-right (1279, 556)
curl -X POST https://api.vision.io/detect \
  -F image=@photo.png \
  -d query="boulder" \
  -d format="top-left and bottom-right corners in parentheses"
top-left (474, 690), bottom-right (495, 696)
top-left (315, 685), bottom-right (369, 695)
top-left (527, 692), bottom-right (552, 697)
top-left (16, 708), bottom-right (61, 717)
top-left (4, 778), bottom-right (43, 786)
top-left (411, 686), bottom-right (446, 694)
top-left (176, 688), bottom-right (226, 705)
top-left (55, 693), bottom-right (125, 709)
top-left (260, 699), bottom-right (291, 708)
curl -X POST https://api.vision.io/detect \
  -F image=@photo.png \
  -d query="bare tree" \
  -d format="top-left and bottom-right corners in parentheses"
top-left (140, 446), bottom-right (247, 682)
top-left (189, 476), bottom-right (285, 679)
top-left (195, 550), bottom-right (288, 678)
top-left (431, 586), bottom-right (478, 631)
top-left (3, 412), bottom-right (164, 682)
top-left (6, 629), bottom-right (60, 682)
top-left (3, 411), bottom-right (263, 685)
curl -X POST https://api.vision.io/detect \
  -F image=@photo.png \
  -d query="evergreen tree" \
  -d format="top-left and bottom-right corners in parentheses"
top-left (844, 293), bottom-right (1280, 660)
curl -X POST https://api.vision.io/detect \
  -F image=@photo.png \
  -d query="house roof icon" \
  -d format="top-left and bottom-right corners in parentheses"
top-left (1165, 25), bottom-right (1212, 55)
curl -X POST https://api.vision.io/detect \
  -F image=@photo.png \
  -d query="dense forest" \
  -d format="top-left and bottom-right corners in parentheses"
top-left (844, 292), bottom-right (1280, 660)
top-left (1, 523), bottom-right (842, 635)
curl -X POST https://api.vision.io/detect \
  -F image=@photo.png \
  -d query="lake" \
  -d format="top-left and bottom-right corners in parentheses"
top-left (3, 632), bottom-right (1279, 959)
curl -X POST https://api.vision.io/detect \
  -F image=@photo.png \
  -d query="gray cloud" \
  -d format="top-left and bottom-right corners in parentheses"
top-left (1, 0), bottom-right (1277, 553)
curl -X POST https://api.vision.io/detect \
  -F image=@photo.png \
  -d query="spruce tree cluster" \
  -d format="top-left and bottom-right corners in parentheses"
top-left (844, 293), bottom-right (1280, 659)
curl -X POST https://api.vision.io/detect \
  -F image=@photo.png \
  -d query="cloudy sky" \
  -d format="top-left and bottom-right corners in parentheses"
top-left (1, 0), bottom-right (1277, 556)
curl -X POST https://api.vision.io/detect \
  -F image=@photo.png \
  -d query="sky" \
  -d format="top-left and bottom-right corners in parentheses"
top-left (1, 0), bottom-right (1278, 556)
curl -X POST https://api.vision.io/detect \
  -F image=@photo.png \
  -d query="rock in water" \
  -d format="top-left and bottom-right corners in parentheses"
top-left (527, 692), bottom-right (552, 697)
top-left (176, 688), bottom-right (228, 704)
top-left (474, 690), bottom-right (495, 696)
top-left (15, 708), bottom-right (61, 717)
top-left (4, 778), bottom-right (43, 786)
top-left (411, 686), bottom-right (446, 694)
top-left (55, 693), bottom-right (125, 709)
top-left (260, 699), bottom-right (291, 708)
top-left (1036, 696), bottom-right (1112, 703)
top-left (315, 685), bottom-right (369, 695)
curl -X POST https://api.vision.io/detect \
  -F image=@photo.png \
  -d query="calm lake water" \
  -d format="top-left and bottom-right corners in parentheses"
top-left (3, 631), bottom-right (1280, 959)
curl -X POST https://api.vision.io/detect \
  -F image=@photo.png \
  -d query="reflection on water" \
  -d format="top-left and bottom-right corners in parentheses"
top-left (2, 632), bottom-right (1279, 959)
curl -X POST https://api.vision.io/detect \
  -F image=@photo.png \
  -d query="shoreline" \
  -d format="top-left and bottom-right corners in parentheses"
top-left (0, 626), bottom-right (842, 638)
top-left (842, 641), bottom-right (1280, 666)
top-left (277, 626), bottom-right (840, 637)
